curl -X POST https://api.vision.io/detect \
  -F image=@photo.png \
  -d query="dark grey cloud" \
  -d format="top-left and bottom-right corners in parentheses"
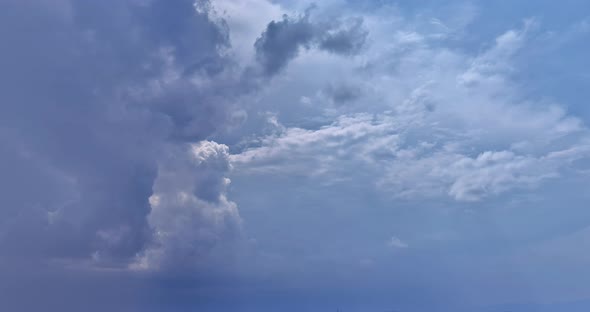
top-left (323, 83), bottom-right (363, 104)
top-left (318, 18), bottom-right (368, 55)
top-left (254, 13), bottom-right (316, 75)
top-left (255, 10), bottom-right (369, 76)
top-left (0, 0), bottom-right (245, 271)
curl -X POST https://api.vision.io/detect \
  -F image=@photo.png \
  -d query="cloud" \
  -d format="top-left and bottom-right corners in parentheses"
top-left (459, 18), bottom-right (538, 86)
top-left (211, 0), bottom-right (284, 63)
top-left (323, 82), bottom-right (363, 104)
top-left (254, 8), bottom-right (368, 75)
top-left (254, 11), bottom-right (317, 75)
top-left (0, 0), bottom-right (249, 270)
top-left (133, 141), bottom-right (242, 271)
top-left (233, 20), bottom-right (590, 202)
top-left (0, 0), bottom-right (383, 282)
top-left (388, 236), bottom-right (408, 249)
top-left (3, 0), bottom-right (590, 310)
top-left (318, 17), bottom-right (368, 55)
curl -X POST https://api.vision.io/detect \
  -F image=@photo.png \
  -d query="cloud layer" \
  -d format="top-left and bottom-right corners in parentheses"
top-left (233, 20), bottom-right (590, 201)
top-left (2, 0), bottom-right (590, 311)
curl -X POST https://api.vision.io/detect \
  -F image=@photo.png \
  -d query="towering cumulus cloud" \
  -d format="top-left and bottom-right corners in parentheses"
top-left (135, 141), bottom-right (241, 271)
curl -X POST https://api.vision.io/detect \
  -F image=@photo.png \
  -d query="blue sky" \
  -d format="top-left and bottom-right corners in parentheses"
top-left (1, 0), bottom-right (590, 311)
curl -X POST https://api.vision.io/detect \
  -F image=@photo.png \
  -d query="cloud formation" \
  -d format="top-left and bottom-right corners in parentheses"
top-left (0, 0), bottom-right (374, 281)
top-left (0, 0), bottom-right (246, 270)
top-left (233, 20), bottom-right (590, 201)
top-left (254, 8), bottom-right (368, 75)
top-left (3, 0), bottom-right (590, 311)
top-left (134, 141), bottom-right (241, 271)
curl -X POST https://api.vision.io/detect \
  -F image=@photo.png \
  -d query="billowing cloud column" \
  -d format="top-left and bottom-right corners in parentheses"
top-left (133, 141), bottom-right (242, 271)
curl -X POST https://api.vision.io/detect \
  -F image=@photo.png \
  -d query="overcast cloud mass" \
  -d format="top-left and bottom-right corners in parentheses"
top-left (1, 0), bottom-right (590, 311)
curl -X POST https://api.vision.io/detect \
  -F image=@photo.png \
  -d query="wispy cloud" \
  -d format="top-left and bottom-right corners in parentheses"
top-left (233, 19), bottom-right (590, 201)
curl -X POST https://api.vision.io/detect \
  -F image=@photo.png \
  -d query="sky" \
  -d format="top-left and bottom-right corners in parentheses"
top-left (1, 0), bottom-right (590, 311)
